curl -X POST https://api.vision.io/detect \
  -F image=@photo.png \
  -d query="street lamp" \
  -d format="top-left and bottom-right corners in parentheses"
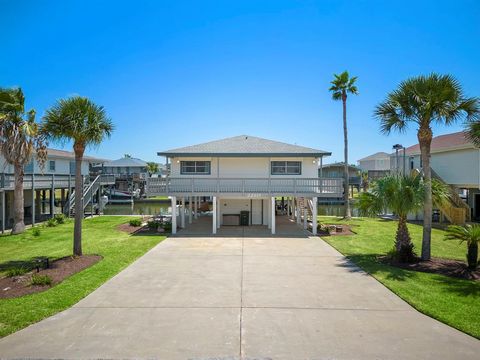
top-left (392, 144), bottom-right (405, 174)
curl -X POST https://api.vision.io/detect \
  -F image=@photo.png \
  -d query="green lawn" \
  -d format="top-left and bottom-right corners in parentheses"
top-left (0, 216), bottom-right (165, 338)
top-left (320, 216), bottom-right (480, 339)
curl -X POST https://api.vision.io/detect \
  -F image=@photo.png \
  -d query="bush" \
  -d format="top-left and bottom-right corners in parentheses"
top-left (129, 218), bottom-right (142, 227)
top-left (32, 227), bottom-right (41, 237)
top-left (45, 218), bottom-right (57, 227)
top-left (147, 220), bottom-right (160, 230)
top-left (54, 214), bottom-right (66, 224)
top-left (160, 222), bottom-right (172, 232)
top-left (30, 274), bottom-right (52, 286)
top-left (6, 267), bottom-right (28, 277)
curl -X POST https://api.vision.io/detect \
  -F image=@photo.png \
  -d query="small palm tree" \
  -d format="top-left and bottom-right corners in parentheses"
top-left (42, 97), bottom-right (113, 256)
top-left (445, 224), bottom-right (480, 270)
top-left (329, 71), bottom-right (358, 219)
top-left (357, 173), bottom-right (448, 262)
top-left (0, 88), bottom-right (47, 234)
top-left (146, 162), bottom-right (159, 175)
top-left (360, 171), bottom-right (369, 192)
top-left (375, 74), bottom-right (479, 260)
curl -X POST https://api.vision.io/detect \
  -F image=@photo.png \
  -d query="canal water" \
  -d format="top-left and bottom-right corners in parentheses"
top-left (103, 201), bottom-right (358, 217)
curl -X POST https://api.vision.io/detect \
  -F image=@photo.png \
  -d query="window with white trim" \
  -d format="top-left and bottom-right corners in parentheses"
top-left (49, 160), bottom-right (56, 172)
top-left (271, 161), bottom-right (302, 175)
top-left (180, 161), bottom-right (211, 175)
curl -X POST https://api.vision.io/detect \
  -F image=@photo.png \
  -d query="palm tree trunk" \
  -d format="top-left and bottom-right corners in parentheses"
top-left (396, 215), bottom-right (410, 246)
top-left (12, 163), bottom-right (25, 234)
top-left (73, 143), bottom-right (85, 256)
top-left (342, 94), bottom-right (351, 218)
top-left (418, 127), bottom-right (433, 261)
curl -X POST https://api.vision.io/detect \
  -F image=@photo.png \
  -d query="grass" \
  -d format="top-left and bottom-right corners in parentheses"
top-left (0, 216), bottom-right (165, 338)
top-left (319, 216), bottom-right (480, 339)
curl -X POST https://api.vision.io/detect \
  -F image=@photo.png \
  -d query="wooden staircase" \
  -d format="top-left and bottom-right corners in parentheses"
top-left (430, 169), bottom-right (470, 225)
top-left (64, 175), bottom-right (102, 217)
top-left (296, 197), bottom-right (314, 223)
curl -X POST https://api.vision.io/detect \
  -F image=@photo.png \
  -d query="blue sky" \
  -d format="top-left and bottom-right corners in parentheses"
top-left (2, 0), bottom-right (479, 164)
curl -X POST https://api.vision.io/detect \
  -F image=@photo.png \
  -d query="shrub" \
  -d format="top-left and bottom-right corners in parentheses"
top-left (6, 267), bottom-right (28, 277)
top-left (54, 214), bottom-right (66, 224)
top-left (147, 220), bottom-right (160, 230)
top-left (129, 218), bottom-right (142, 227)
top-left (160, 222), bottom-right (172, 232)
top-left (30, 274), bottom-right (52, 286)
top-left (32, 227), bottom-right (41, 237)
top-left (45, 218), bottom-right (57, 227)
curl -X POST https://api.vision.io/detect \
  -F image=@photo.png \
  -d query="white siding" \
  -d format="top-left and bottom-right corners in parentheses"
top-left (170, 156), bottom-right (319, 178)
top-left (430, 149), bottom-right (480, 187)
top-left (0, 156), bottom-right (90, 175)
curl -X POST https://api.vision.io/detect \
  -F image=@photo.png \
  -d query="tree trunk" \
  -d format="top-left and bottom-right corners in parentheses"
top-left (418, 127), bottom-right (433, 261)
top-left (395, 216), bottom-right (415, 262)
top-left (12, 163), bottom-right (26, 234)
top-left (73, 143), bottom-right (85, 256)
top-left (342, 93), bottom-right (351, 218)
top-left (467, 242), bottom-right (478, 270)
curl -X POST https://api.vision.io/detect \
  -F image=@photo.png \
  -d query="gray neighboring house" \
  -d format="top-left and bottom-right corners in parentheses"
top-left (95, 157), bottom-right (148, 176)
top-left (357, 152), bottom-right (391, 179)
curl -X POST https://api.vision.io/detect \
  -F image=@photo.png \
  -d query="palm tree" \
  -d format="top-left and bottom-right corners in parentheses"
top-left (445, 224), bottom-right (480, 270)
top-left (329, 71), bottom-right (358, 219)
top-left (360, 171), bottom-right (369, 192)
top-left (146, 162), bottom-right (159, 175)
top-left (357, 173), bottom-right (448, 262)
top-left (465, 120), bottom-right (480, 147)
top-left (42, 97), bottom-right (113, 256)
top-left (375, 74), bottom-right (480, 260)
top-left (0, 88), bottom-right (47, 234)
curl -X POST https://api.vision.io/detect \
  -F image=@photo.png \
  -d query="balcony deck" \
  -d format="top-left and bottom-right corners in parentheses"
top-left (146, 177), bottom-right (343, 197)
top-left (0, 174), bottom-right (116, 191)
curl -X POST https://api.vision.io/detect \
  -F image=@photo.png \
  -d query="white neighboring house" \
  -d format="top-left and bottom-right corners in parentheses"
top-left (0, 148), bottom-right (106, 231)
top-left (357, 152), bottom-right (391, 179)
top-left (94, 156), bottom-right (148, 176)
top-left (391, 131), bottom-right (480, 222)
top-left (148, 135), bottom-right (341, 235)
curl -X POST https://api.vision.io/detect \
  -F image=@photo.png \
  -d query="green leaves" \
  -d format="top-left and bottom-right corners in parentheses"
top-left (445, 224), bottom-right (480, 245)
top-left (42, 96), bottom-right (114, 149)
top-left (329, 70), bottom-right (359, 101)
top-left (375, 73), bottom-right (480, 134)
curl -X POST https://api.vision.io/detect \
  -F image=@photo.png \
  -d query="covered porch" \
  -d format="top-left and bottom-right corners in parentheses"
top-left (169, 196), bottom-right (318, 236)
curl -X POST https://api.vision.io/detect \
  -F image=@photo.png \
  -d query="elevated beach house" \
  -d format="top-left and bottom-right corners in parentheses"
top-left (393, 131), bottom-right (480, 223)
top-left (0, 148), bottom-right (112, 231)
top-left (147, 135), bottom-right (342, 235)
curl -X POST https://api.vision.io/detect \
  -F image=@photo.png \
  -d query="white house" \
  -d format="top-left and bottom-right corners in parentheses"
top-left (392, 131), bottom-right (479, 222)
top-left (148, 135), bottom-right (342, 235)
top-left (357, 152), bottom-right (391, 171)
top-left (93, 156), bottom-right (148, 176)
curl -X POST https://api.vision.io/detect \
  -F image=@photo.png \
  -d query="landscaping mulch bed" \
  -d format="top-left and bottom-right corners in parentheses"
top-left (380, 256), bottom-right (480, 281)
top-left (0, 255), bottom-right (102, 299)
top-left (318, 224), bottom-right (355, 236)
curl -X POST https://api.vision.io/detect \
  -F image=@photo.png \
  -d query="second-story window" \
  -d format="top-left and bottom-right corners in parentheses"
top-left (180, 161), bottom-right (211, 175)
top-left (271, 161), bottom-right (302, 175)
top-left (49, 160), bottom-right (56, 172)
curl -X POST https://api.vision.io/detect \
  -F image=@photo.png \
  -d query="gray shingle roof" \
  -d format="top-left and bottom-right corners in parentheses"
top-left (158, 135), bottom-right (331, 157)
top-left (102, 157), bottom-right (147, 167)
top-left (357, 152), bottom-right (390, 161)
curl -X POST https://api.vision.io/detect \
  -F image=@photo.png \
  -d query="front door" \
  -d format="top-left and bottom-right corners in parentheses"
top-left (251, 199), bottom-right (263, 225)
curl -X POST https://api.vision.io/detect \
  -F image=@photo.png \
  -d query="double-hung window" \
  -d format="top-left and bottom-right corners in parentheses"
top-left (271, 161), bottom-right (302, 175)
top-left (180, 161), bottom-right (211, 175)
top-left (49, 160), bottom-right (56, 172)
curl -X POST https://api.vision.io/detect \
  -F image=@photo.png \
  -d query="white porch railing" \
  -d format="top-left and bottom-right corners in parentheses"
top-left (146, 177), bottom-right (343, 197)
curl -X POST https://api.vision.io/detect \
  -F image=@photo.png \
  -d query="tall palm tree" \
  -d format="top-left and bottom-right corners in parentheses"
top-left (42, 97), bottom-right (113, 256)
top-left (375, 74), bottom-right (479, 260)
top-left (357, 173), bottom-right (448, 262)
top-left (329, 71), bottom-right (358, 219)
top-left (0, 88), bottom-right (47, 234)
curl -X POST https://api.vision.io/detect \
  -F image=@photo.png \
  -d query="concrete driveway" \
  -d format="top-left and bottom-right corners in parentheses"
top-left (1, 235), bottom-right (479, 359)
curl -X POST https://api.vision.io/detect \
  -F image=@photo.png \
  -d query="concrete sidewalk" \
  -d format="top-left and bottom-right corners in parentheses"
top-left (0, 235), bottom-right (479, 359)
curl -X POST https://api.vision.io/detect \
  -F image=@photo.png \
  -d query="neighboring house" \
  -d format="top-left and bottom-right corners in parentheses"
top-left (148, 135), bottom-right (341, 235)
top-left (94, 156), bottom-right (148, 176)
top-left (318, 162), bottom-right (361, 201)
top-left (0, 148), bottom-right (106, 231)
top-left (394, 131), bottom-right (479, 222)
top-left (357, 152), bottom-right (391, 179)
